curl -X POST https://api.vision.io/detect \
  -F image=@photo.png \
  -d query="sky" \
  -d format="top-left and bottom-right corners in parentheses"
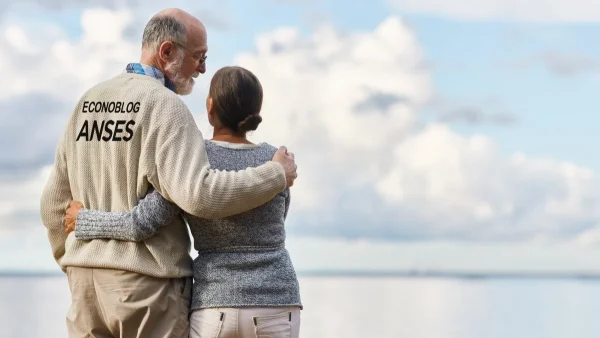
top-left (2, 0), bottom-right (600, 273)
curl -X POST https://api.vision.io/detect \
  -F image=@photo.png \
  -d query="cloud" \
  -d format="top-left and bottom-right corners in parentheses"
top-left (353, 92), bottom-right (407, 114)
top-left (539, 51), bottom-right (599, 76)
top-left (0, 94), bottom-right (68, 174)
top-left (500, 51), bottom-right (599, 77)
top-left (533, 51), bottom-right (598, 77)
top-left (438, 107), bottom-right (516, 125)
top-left (577, 227), bottom-right (600, 247)
top-left (2, 6), bottom-right (600, 276)
top-left (376, 124), bottom-right (600, 240)
top-left (428, 96), bottom-right (517, 126)
top-left (0, 165), bottom-right (69, 272)
top-left (4, 0), bottom-right (139, 11)
top-left (0, 166), bottom-right (51, 234)
top-left (0, 8), bottom-right (140, 175)
top-left (0, 8), bottom-right (138, 101)
top-left (8, 0), bottom-right (235, 31)
top-left (197, 10), bottom-right (234, 31)
top-left (389, 0), bottom-right (600, 22)
top-left (236, 17), bottom-right (430, 212)
top-left (233, 15), bottom-right (600, 243)
top-left (190, 0), bottom-right (237, 31)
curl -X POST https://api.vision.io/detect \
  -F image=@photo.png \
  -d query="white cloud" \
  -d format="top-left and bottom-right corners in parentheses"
top-left (233, 14), bottom-right (600, 243)
top-left (577, 227), bottom-right (600, 247)
top-left (2, 7), bottom-right (600, 272)
top-left (0, 166), bottom-right (60, 271)
top-left (0, 8), bottom-right (137, 101)
top-left (377, 124), bottom-right (600, 240)
top-left (0, 166), bottom-right (51, 220)
top-left (0, 7), bottom-right (143, 177)
top-left (506, 51), bottom-right (600, 77)
top-left (390, 0), bottom-right (600, 22)
top-left (237, 17), bottom-right (431, 212)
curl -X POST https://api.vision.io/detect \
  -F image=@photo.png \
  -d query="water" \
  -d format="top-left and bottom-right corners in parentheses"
top-left (1, 275), bottom-right (599, 338)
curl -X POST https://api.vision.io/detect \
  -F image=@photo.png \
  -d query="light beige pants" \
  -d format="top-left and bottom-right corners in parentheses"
top-left (65, 266), bottom-right (192, 338)
top-left (190, 307), bottom-right (301, 338)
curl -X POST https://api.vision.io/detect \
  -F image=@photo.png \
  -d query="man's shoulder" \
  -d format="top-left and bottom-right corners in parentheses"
top-left (80, 73), bottom-right (191, 123)
top-left (79, 74), bottom-right (158, 98)
top-left (92, 73), bottom-right (179, 99)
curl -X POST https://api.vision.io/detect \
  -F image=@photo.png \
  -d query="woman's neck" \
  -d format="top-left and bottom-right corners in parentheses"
top-left (211, 128), bottom-right (253, 144)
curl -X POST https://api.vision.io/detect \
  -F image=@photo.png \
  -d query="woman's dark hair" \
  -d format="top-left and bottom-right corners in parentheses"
top-left (209, 66), bottom-right (263, 133)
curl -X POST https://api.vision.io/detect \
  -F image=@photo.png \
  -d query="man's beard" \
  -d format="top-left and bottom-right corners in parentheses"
top-left (165, 51), bottom-right (198, 95)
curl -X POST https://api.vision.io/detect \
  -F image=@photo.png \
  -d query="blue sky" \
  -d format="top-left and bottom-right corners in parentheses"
top-left (198, 0), bottom-right (600, 170)
top-left (9, 0), bottom-right (599, 171)
top-left (2, 0), bottom-right (600, 273)
top-left (412, 17), bottom-right (600, 170)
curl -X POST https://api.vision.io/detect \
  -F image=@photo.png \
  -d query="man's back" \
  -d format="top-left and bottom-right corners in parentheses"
top-left (58, 72), bottom-right (192, 277)
top-left (70, 73), bottom-right (159, 210)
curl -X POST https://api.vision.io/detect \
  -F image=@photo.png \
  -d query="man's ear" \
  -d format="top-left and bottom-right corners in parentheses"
top-left (158, 41), bottom-right (174, 62)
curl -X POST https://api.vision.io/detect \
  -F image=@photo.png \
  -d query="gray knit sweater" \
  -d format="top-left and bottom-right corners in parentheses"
top-left (74, 140), bottom-right (302, 310)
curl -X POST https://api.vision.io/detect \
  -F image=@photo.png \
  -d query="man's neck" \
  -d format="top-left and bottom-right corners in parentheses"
top-left (139, 53), bottom-right (167, 75)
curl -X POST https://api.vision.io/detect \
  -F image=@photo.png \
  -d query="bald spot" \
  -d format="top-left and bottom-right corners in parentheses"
top-left (155, 8), bottom-right (205, 39)
top-left (154, 8), bottom-right (207, 53)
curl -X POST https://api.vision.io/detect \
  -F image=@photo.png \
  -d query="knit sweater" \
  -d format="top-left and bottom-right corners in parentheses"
top-left (74, 140), bottom-right (302, 309)
top-left (40, 72), bottom-right (287, 278)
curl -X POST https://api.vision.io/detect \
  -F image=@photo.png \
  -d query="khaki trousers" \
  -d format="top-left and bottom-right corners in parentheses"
top-left (189, 307), bottom-right (301, 338)
top-left (66, 267), bottom-right (192, 338)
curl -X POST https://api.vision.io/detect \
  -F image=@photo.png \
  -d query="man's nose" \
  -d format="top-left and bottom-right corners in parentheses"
top-left (198, 62), bottom-right (206, 74)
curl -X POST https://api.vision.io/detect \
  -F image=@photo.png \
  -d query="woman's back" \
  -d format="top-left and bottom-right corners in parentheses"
top-left (187, 140), bottom-right (289, 253)
top-left (188, 140), bottom-right (301, 310)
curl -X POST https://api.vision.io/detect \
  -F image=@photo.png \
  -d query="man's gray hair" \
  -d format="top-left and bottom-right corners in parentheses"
top-left (142, 16), bottom-right (187, 51)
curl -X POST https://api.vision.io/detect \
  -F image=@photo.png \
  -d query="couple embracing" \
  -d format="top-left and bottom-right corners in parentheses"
top-left (41, 8), bottom-right (302, 338)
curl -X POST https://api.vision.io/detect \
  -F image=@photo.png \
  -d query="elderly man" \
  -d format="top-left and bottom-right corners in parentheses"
top-left (40, 8), bottom-right (297, 338)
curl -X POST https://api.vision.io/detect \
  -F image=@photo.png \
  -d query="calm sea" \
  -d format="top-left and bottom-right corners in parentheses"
top-left (1, 275), bottom-right (599, 338)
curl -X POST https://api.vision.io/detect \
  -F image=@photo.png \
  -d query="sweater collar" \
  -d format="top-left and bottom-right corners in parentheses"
top-left (124, 63), bottom-right (176, 92)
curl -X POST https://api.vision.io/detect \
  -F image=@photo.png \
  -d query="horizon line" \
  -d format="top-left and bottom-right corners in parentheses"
top-left (1, 269), bottom-right (600, 280)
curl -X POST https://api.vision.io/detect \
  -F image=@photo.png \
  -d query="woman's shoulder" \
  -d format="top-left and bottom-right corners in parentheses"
top-left (204, 140), bottom-right (278, 153)
top-left (256, 142), bottom-right (278, 153)
top-left (202, 140), bottom-right (280, 169)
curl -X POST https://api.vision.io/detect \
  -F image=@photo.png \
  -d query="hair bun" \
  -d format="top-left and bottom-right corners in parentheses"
top-left (238, 114), bottom-right (262, 132)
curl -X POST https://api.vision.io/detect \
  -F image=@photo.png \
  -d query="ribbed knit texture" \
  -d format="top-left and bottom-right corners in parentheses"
top-left (74, 141), bottom-right (302, 309)
top-left (40, 73), bottom-right (286, 277)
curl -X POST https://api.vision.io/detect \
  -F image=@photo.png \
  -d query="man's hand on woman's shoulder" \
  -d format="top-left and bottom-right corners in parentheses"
top-left (272, 146), bottom-right (297, 188)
